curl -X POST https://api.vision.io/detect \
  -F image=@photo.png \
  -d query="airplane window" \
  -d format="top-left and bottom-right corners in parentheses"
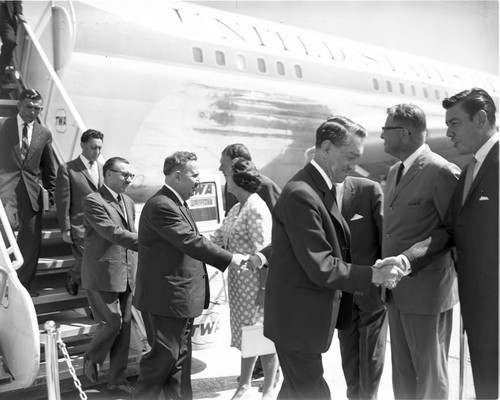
top-left (193, 47), bottom-right (203, 63)
top-left (277, 61), bottom-right (285, 76)
top-left (423, 87), bottom-right (428, 98)
top-left (257, 58), bottom-right (266, 73)
top-left (372, 78), bottom-right (379, 91)
top-left (215, 50), bottom-right (226, 66)
top-left (435, 89), bottom-right (440, 100)
top-left (399, 83), bottom-right (405, 94)
top-left (411, 85), bottom-right (416, 96)
top-left (386, 81), bottom-right (392, 92)
top-left (295, 64), bottom-right (303, 79)
top-left (236, 55), bottom-right (247, 70)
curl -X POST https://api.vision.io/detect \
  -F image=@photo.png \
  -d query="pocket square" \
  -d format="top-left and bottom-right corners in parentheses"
top-left (479, 196), bottom-right (489, 201)
top-left (350, 213), bottom-right (364, 221)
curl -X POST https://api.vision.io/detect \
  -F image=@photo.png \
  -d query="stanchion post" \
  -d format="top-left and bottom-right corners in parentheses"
top-left (44, 321), bottom-right (61, 400)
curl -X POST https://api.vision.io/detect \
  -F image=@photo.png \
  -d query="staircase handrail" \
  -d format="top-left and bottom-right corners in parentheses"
top-left (0, 203), bottom-right (23, 273)
top-left (16, 11), bottom-right (86, 162)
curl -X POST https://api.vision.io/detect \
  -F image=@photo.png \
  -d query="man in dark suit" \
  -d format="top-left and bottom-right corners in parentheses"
top-left (0, 0), bottom-right (25, 81)
top-left (380, 103), bottom-right (460, 399)
top-left (337, 176), bottom-right (388, 400)
top-left (219, 143), bottom-right (281, 214)
top-left (55, 129), bottom-right (104, 296)
top-left (0, 88), bottom-right (56, 295)
top-left (382, 88), bottom-right (499, 399)
top-left (81, 157), bottom-right (138, 396)
top-left (133, 151), bottom-right (248, 400)
top-left (263, 117), bottom-right (403, 400)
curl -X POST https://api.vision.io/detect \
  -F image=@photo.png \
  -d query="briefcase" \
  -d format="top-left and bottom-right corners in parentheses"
top-left (241, 323), bottom-right (275, 358)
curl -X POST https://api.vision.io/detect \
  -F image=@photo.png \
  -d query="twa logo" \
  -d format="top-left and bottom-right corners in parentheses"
top-left (192, 308), bottom-right (220, 349)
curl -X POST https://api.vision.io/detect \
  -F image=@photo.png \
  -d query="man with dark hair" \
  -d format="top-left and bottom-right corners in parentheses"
top-left (81, 156), bottom-right (137, 396)
top-left (55, 129), bottom-right (104, 296)
top-left (380, 103), bottom-right (460, 399)
top-left (380, 88), bottom-right (499, 399)
top-left (0, 0), bottom-right (25, 82)
top-left (264, 117), bottom-right (402, 399)
top-left (0, 88), bottom-right (56, 296)
top-left (219, 143), bottom-right (281, 214)
top-left (134, 151), bottom-right (249, 399)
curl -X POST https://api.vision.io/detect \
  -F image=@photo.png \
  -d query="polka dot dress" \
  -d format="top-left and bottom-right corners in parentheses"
top-left (211, 193), bottom-right (272, 350)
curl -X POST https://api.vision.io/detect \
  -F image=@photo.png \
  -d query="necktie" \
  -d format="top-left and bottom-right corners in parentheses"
top-left (395, 163), bottom-right (405, 186)
top-left (331, 184), bottom-right (337, 204)
top-left (20, 123), bottom-right (29, 163)
top-left (462, 157), bottom-right (477, 205)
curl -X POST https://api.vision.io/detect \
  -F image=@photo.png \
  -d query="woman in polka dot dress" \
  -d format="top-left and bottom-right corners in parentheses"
top-left (211, 157), bottom-right (278, 399)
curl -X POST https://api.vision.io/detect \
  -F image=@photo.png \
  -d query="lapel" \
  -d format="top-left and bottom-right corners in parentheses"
top-left (386, 146), bottom-right (429, 205)
top-left (100, 186), bottom-right (128, 226)
top-left (341, 177), bottom-right (356, 219)
top-left (25, 122), bottom-right (43, 164)
top-left (6, 118), bottom-right (22, 164)
top-left (161, 186), bottom-right (198, 233)
top-left (75, 157), bottom-right (99, 190)
top-left (304, 163), bottom-right (350, 245)
top-left (461, 141), bottom-right (499, 209)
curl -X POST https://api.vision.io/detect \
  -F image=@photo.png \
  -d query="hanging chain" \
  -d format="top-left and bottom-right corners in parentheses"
top-left (57, 337), bottom-right (88, 400)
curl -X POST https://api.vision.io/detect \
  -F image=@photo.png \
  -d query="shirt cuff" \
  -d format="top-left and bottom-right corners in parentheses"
top-left (401, 254), bottom-right (412, 276)
top-left (256, 252), bottom-right (267, 269)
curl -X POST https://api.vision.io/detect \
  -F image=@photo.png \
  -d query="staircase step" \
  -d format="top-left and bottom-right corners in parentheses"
top-left (39, 316), bottom-right (97, 341)
top-left (39, 229), bottom-right (72, 258)
top-left (37, 255), bottom-right (74, 273)
top-left (32, 287), bottom-right (89, 314)
top-left (0, 350), bottom-right (144, 397)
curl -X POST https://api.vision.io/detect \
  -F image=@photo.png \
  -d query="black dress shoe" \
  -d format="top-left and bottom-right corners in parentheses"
top-left (83, 354), bottom-right (98, 383)
top-left (66, 273), bottom-right (79, 296)
top-left (108, 384), bottom-right (134, 396)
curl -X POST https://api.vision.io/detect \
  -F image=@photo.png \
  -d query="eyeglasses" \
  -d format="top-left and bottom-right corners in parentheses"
top-left (109, 169), bottom-right (135, 180)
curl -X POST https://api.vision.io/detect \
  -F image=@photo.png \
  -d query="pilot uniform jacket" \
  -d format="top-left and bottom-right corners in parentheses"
top-left (55, 157), bottom-right (103, 242)
top-left (81, 186), bottom-right (138, 293)
top-left (133, 186), bottom-right (233, 319)
top-left (404, 141), bottom-right (499, 398)
top-left (383, 145), bottom-right (460, 314)
top-left (264, 163), bottom-right (372, 355)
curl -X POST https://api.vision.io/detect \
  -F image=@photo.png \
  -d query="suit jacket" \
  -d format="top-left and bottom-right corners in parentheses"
top-left (383, 145), bottom-right (460, 314)
top-left (404, 141), bottom-right (498, 344)
top-left (55, 157), bottom-right (103, 241)
top-left (81, 186), bottom-right (138, 292)
top-left (0, 1), bottom-right (22, 27)
top-left (225, 173), bottom-right (281, 214)
top-left (264, 163), bottom-right (373, 354)
top-left (0, 117), bottom-right (56, 221)
top-left (342, 176), bottom-right (384, 312)
top-left (133, 186), bottom-right (233, 319)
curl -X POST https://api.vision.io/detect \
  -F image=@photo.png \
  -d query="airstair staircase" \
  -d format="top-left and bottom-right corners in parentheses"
top-left (0, 5), bottom-right (147, 399)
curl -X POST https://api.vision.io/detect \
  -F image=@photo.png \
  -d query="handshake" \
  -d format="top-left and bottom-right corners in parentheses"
top-left (230, 254), bottom-right (265, 273)
top-left (370, 255), bottom-right (408, 289)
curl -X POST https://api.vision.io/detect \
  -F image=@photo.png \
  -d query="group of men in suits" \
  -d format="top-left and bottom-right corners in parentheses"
top-left (1, 85), bottom-right (497, 400)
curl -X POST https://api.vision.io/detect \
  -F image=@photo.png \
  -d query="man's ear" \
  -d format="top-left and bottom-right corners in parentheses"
top-left (473, 110), bottom-right (488, 129)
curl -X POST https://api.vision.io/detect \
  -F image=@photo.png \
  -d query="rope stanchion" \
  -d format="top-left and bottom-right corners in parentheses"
top-left (44, 321), bottom-right (61, 400)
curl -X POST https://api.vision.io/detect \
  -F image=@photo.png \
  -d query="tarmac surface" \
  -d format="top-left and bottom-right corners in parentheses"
top-left (55, 299), bottom-right (475, 400)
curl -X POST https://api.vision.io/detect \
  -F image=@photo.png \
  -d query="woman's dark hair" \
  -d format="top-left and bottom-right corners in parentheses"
top-left (231, 157), bottom-right (262, 193)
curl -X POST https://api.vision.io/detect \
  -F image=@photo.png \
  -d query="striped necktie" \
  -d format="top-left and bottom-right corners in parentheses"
top-left (20, 123), bottom-right (29, 163)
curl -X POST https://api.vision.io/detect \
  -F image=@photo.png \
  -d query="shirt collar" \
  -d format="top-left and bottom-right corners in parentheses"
top-left (164, 183), bottom-right (185, 204)
top-left (104, 184), bottom-right (119, 200)
top-left (79, 154), bottom-right (94, 168)
top-left (310, 160), bottom-right (333, 190)
top-left (401, 143), bottom-right (427, 172)
top-left (474, 132), bottom-right (499, 164)
top-left (17, 114), bottom-right (34, 128)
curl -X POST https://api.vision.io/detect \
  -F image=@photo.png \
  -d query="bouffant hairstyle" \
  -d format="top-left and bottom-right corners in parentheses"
top-left (231, 157), bottom-right (262, 194)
